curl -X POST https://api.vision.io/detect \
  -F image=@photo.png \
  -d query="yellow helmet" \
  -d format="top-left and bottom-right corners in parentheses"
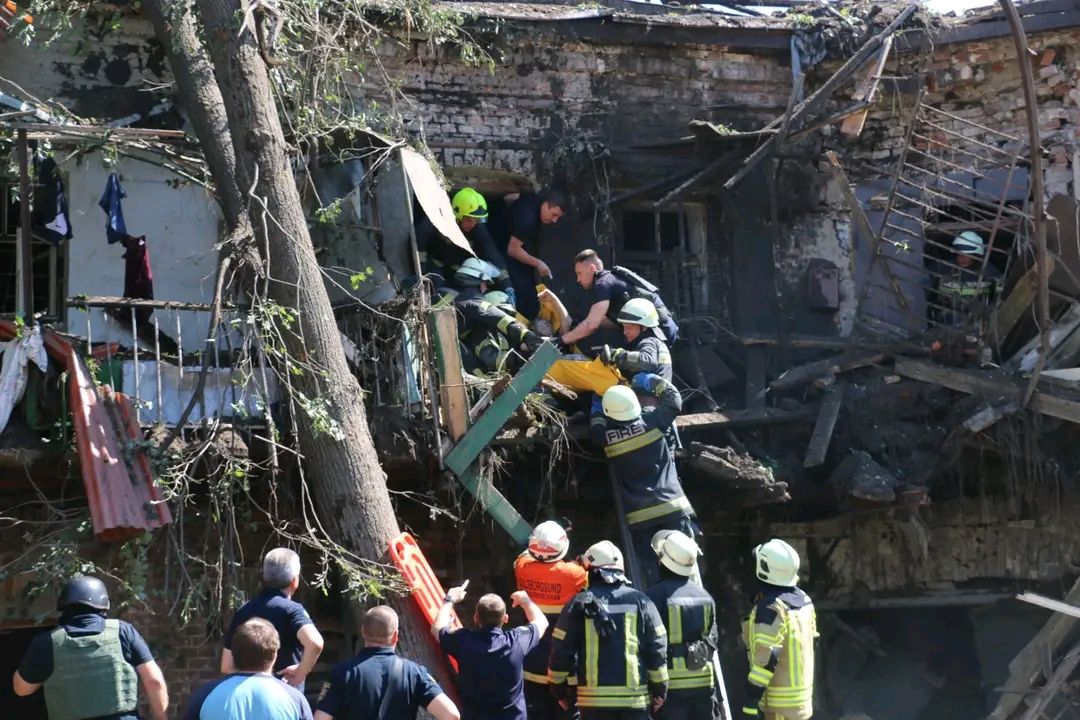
top-left (452, 188), bottom-right (488, 222)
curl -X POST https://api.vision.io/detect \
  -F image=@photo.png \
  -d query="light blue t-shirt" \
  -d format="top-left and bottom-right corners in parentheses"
top-left (182, 673), bottom-right (313, 720)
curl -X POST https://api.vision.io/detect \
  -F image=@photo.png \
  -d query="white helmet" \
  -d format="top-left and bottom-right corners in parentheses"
top-left (752, 538), bottom-right (800, 587)
top-left (528, 521), bottom-right (569, 562)
top-left (655, 530), bottom-right (700, 577)
top-left (651, 528), bottom-right (675, 556)
top-left (602, 385), bottom-right (641, 422)
top-left (617, 298), bottom-right (659, 328)
top-left (455, 257), bottom-right (495, 286)
top-left (952, 231), bottom-right (985, 257)
top-left (583, 540), bottom-right (624, 572)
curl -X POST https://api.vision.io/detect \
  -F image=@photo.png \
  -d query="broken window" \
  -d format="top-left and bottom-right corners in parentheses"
top-left (0, 180), bottom-right (67, 319)
top-left (617, 203), bottom-right (708, 316)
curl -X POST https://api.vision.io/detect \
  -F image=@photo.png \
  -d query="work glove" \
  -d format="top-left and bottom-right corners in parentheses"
top-left (590, 395), bottom-right (604, 418)
top-left (631, 372), bottom-right (664, 395)
top-left (522, 333), bottom-right (543, 355)
top-left (582, 594), bottom-right (616, 638)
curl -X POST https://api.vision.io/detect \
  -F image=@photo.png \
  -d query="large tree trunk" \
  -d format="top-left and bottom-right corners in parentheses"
top-left (147, 0), bottom-right (452, 689)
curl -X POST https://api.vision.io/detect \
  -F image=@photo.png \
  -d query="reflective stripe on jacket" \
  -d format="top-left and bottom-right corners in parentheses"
top-left (645, 577), bottom-right (717, 692)
top-left (741, 588), bottom-right (816, 719)
top-left (515, 553), bottom-right (588, 684)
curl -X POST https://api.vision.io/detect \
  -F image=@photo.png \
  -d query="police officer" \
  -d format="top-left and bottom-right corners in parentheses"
top-left (590, 374), bottom-right (697, 588)
top-left (451, 258), bottom-right (543, 374)
top-left (548, 541), bottom-right (668, 720)
top-left (600, 298), bottom-right (672, 382)
top-left (645, 532), bottom-right (718, 720)
top-left (415, 187), bottom-right (514, 299)
top-left (13, 575), bottom-right (169, 720)
top-left (514, 521), bottom-right (588, 720)
top-left (741, 540), bottom-right (816, 720)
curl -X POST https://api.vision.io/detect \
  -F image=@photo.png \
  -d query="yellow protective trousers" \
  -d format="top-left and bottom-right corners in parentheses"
top-left (545, 357), bottom-right (622, 395)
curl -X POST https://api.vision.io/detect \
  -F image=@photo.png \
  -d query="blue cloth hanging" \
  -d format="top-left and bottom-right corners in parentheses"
top-left (98, 173), bottom-right (127, 245)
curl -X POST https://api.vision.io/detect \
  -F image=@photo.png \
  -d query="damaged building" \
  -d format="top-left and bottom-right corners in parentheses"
top-left (4, 1), bottom-right (1080, 718)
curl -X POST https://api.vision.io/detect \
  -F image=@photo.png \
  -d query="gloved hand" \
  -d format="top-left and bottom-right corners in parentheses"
top-left (590, 395), bottom-right (604, 417)
top-left (504, 286), bottom-right (517, 306)
top-left (522, 333), bottom-right (543, 354)
top-left (631, 372), bottom-right (663, 395)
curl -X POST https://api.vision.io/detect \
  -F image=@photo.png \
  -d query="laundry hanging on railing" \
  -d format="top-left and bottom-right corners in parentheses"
top-left (98, 172), bottom-right (127, 245)
top-left (32, 154), bottom-right (73, 245)
top-left (122, 234), bottom-right (154, 327)
top-left (0, 324), bottom-right (48, 435)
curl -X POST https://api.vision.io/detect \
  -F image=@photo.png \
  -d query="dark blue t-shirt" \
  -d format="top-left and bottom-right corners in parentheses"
top-left (182, 673), bottom-right (312, 720)
top-left (507, 192), bottom-right (544, 258)
top-left (224, 588), bottom-right (313, 677)
top-left (590, 270), bottom-right (631, 322)
top-left (315, 646), bottom-right (443, 720)
top-left (17, 612), bottom-right (155, 720)
top-left (439, 625), bottom-right (541, 720)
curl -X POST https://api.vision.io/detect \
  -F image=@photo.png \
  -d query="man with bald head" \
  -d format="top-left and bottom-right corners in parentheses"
top-left (433, 582), bottom-right (547, 720)
top-left (315, 606), bottom-right (459, 720)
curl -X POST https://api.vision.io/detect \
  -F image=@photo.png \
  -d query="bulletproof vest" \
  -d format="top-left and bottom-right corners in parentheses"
top-left (45, 619), bottom-right (139, 720)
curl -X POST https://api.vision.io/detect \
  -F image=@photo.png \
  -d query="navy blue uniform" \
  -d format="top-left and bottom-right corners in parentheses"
top-left (224, 588), bottom-right (314, 686)
top-left (439, 624), bottom-right (541, 720)
top-left (17, 611), bottom-right (155, 720)
top-left (315, 646), bottom-right (444, 720)
top-left (501, 192), bottom-right (545, 321)
top-left (645, 578), bottom-right (718, 720)
top-left (183, 673), bottom-right (312, 720)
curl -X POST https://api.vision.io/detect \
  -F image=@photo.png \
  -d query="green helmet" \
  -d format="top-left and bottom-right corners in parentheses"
top-left (455, 257), bottom-right (495, 287)
top-left (452, 188), bottom-right (488, 222)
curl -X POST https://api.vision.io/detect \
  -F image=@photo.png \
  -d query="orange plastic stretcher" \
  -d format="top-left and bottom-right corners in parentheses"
top-left (389, 532), bottom-right (461, 670)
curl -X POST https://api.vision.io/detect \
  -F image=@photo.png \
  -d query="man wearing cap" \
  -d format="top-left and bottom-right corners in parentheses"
top-left (514, 521), bottom-right (588, 720)
top-left (13, 575), bottom-right (169, 720)
top-left (935, 231), bottom-right (1002, 326)
top-left (646, 532), bottom-right (720, 720)
top-left (222, 548), bottom-right (324, 692)
top-left (548, 540), bottom-right (669, 720)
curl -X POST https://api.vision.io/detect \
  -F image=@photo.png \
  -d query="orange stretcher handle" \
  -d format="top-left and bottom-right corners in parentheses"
top-left (389, 532), bottom-right (461, 671)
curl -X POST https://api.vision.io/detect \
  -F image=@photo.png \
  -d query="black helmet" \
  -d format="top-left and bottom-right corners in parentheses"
top-left (57, 576), bottom-right (110, 612)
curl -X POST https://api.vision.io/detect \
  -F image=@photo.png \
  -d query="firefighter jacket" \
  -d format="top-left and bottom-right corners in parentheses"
top-left (514, 553), bottom-right (588, 686)
top-left (645, 577), bottom-right (717, 693)
top-left (740, 587), bottom-right (816, 720)
top-left (610, 332), bottom-right (672, 382)
top-left (453, 287), bottom-right (540, 373)
top-left (548, 579), bottom-right (669, 709)
top-left (589, 376), bottom-right (693, 528)
top-left (415, 215), bottom-right (512, 294)
top-left (935, 264), bottom-right (1002, 326)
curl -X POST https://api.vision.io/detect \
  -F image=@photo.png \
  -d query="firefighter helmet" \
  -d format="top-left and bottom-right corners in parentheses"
top-left (452, 188), bottom-right (488, 222)
top-left (602, 385), bottom-right (641, 422)
top-left (753, 538), bottom-right (800, 587)
top-left (952, 231), bottom-right (986, 257)
top-left (455, 257), bottom-right (495, 287)
top-left (583, 540), bottom-right (624, 572)
top-left (58, 575), bottom-right (110, 612)
top-left (528, 520), bottom-right (570, 562)
top-left (651, 528), bottom-right (675, 556)
top-left (617, 298), bottom-right (659, 328)
top-left (656, 530), bottom-right (700, 577)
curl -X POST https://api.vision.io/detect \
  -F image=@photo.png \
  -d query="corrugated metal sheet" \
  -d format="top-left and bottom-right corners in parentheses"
top-left (0, 321), bottom-right (172, 541)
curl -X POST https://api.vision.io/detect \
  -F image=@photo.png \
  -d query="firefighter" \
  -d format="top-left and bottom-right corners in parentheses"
top-left (451, 258), bottom-right (542, 374)
top-left (935, 231), bottom-right (1002, 326)
top-left (514, 521), bottom-right (588, 720)
top-left (645, 531), bottom-right (718, 720)
top-left (600, 298), bottom-right (672, 382)
top-left (415, 187), bottom-right (514, 298)
top-left (590, 375), bottom-right (697, 588)
top-left (548, 540), bottom-right (668, 720)
top-left (741, 539), bottom-right (816, 720)
top-left (13, 575), bottom-right (169, 720)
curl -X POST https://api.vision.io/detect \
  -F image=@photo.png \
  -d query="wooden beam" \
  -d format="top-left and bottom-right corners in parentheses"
top-left (676, 407), bottom-right (815, 429)
top-left (840, 36), bottom-right (893, 139)
top-left (744, 346), bottom-right (767, 409)
top-left (804, 384), bottom-right (844, 468)
top-left (894, 356), bottom-right (1080, 425)
top-left (1019, 641), bottom-right (1080, 720)
top-left (989, 578), bottom-right (1080, 720)
top-left (456, 467), bottom-right (532, 544)
top-left (993, 259), bottom-right (1054, 342)
top-left (429, 307), bottom-right (469, 442)
top-left (1017, 591), bottom-right (1080, 619)
top-left (770, 351), bottom-right (885, 393)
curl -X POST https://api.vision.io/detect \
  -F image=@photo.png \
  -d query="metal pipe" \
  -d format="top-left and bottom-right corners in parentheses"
top-left (17, 129), bottom-right (32, 321)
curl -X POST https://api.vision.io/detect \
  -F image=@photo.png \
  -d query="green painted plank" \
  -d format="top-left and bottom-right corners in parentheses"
top-left (444, 341), bottom-right (559, 475)
top-left (457, 467), bottom-right (532, 545)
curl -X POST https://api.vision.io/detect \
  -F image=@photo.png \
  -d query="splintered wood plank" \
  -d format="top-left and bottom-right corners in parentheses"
top-left (429, 306), bottom-right (469, 441)
top-left (804, 384), bottom-right (845, 468)
top-left (993, 258), bottom-right (1055, 342)
top-left (840, 35), bottom-right (894, 138)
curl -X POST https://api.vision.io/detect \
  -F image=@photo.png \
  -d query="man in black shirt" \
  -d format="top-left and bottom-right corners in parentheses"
top-left (561, 249), bottom-right (632, 353)
top-left (498, 189), bottom-right (566, 321)
top-left (315, 606), bottom-right (459, 720)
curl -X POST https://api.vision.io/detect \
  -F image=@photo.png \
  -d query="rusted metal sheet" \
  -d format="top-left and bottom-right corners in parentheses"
top-left (0, 320), bottom-right (172, 541)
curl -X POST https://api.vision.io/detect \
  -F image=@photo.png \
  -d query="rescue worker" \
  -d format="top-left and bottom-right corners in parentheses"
top-left (645, 532), bottom-right (718, 720)
top-left (590, 375), bottom-right (697, 588)
top-left (450, 258), bottom-right (543, 373)
top-left (741, 539), bottom-right (816, 720)
top-left (497, 189), bottom-right (567, 322)
top-left (600, 298), bottom-right (672, 382)
top-left (415, 187), bottom-right (514, 298)
top-left (935, 231), bottom-right (1002, 326)
top-left (513, 521), bottom-right (588, 720)
top-left (548, 541), bottom-right (669, 720)
top-left (562, 250), bottom-right (678, 352)
top-left (13, 575), bottom-right (169, 720)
